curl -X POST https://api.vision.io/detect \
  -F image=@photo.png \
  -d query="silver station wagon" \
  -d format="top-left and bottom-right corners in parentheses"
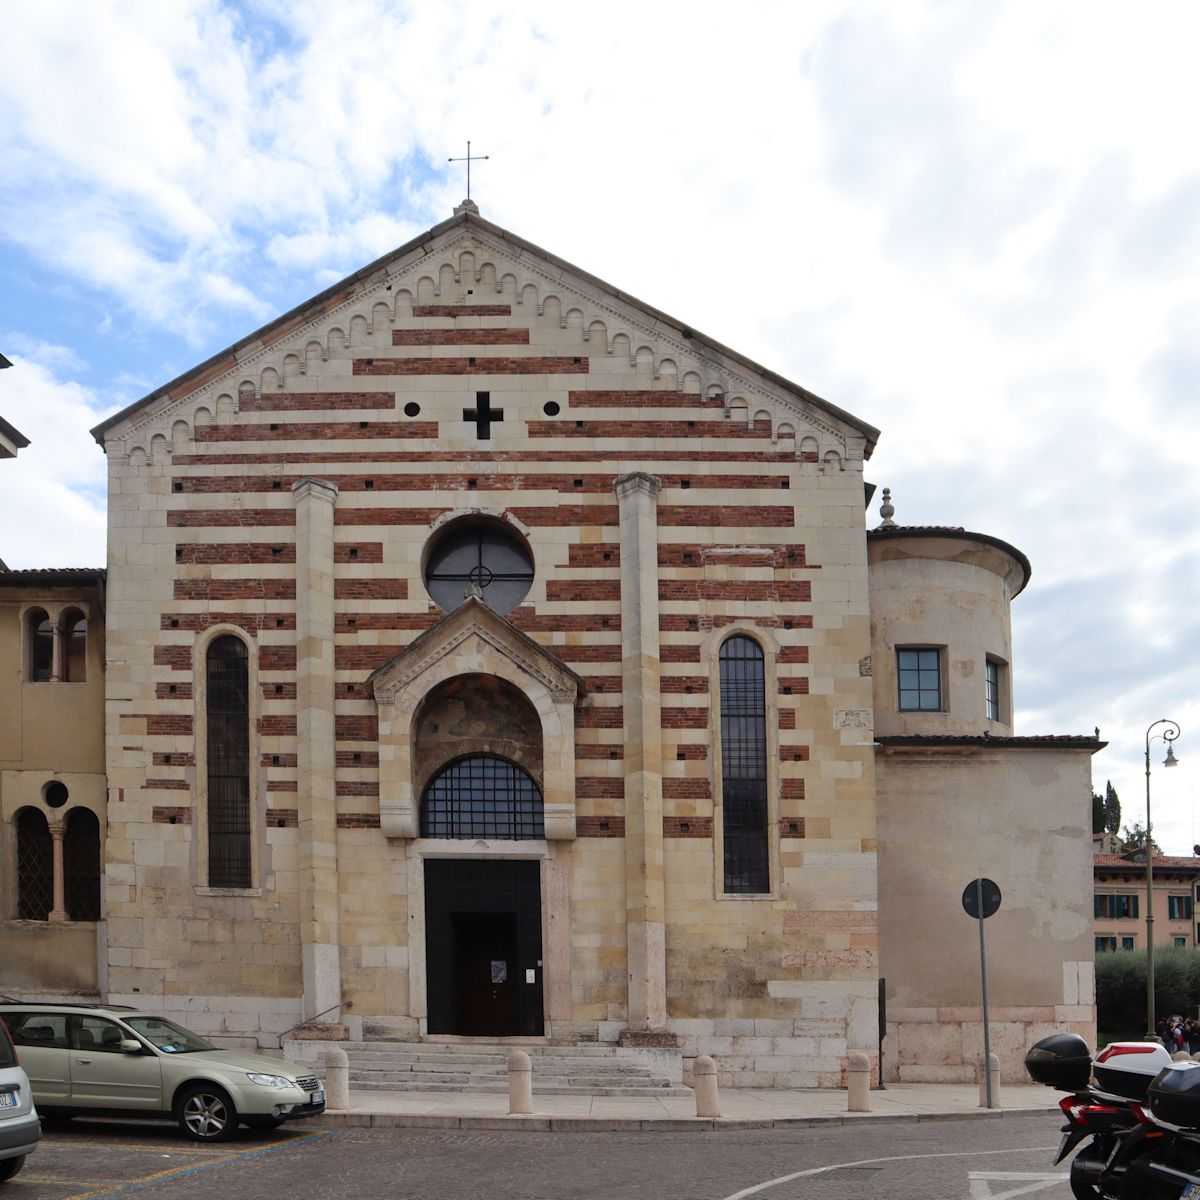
top-left (0, 1003), bottom-right (324, 1142)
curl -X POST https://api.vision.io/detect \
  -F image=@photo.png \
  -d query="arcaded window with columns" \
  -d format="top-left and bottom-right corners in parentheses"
top-left (205, 636), bottom-right (251, 888)
top-left (719, 635), bottom-right (770, 894)
top-left (27, 609), bottom-right (53, 682)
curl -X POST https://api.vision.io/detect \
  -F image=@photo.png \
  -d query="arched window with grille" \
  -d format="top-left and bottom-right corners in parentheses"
top-left (421, 755), bottom-right (544, 839)
top-left (719, 635), bottom-right (770, 894)
top-left (15, 809), bottom-right (52, 919)
top-left (64, 808), bottom-right (101, 920)
top-left (27, 609), bottom-right (53, 682)
top-left (206, 636), bottom-right (251, 887)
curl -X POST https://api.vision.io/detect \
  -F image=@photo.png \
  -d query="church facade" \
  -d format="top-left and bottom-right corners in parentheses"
top-left (3, 205), bottom-right (1101, 1086)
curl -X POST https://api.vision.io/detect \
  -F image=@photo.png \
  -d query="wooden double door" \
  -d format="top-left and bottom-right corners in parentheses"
top-left (424, 859), bottom-right (544, 1037)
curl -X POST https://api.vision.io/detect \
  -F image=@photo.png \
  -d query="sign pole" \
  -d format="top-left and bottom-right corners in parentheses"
top-left (976, 877), bottom-right (994, 1108)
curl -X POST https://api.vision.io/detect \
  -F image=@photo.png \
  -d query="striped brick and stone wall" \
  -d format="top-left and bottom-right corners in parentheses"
top-left (97, 210), bottom-right (879, 1084)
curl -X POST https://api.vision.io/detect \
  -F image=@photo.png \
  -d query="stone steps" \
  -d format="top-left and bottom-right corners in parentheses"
top-left (332, 1038), bottom-right (688, 1097)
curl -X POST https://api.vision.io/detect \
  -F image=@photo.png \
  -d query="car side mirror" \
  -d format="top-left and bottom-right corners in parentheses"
top-left (120, 1040), bottom-right (143, 1054)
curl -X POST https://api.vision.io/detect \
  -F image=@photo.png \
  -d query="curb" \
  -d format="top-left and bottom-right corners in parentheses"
top-left (311, 1105), bottom-right (1059, 1134)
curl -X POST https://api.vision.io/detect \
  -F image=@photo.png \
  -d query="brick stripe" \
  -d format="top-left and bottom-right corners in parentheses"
top-left (392, 328), bottom-right (528, 345)
top-left (155, 682), bottom-right (192, 699)
top-left (336, 614), bottom-right (437, 633)
top-left (575, 745), bottom-right (624, 760)
top-left (661, 677), bottom-right (708, 694)
top-left (333, 578), bottom-right (408, 599)
top-left (335, 645), bottom-right (405, 670)
top-left (154, 646), bottom-right (191, 670)
top-left (670, 745), bottom-right (708, 760)
top-left (660, 614), bottom-right (813, 632)
top-left (779, 817), bottom-right (806, 838)
top-left (777, 646), bottom-right (810, 663)
top-left (336, 781), bottom-right (379, 796)
top-left (553, 645), bottom-right (622, 663)
top-left (263, 753), bottom-right (298, 767)
top-left (267, 779), bottom-right (298, 791)
top-left (778, 679), bottom-right (810, 695)
top-left (545, 580), bottom-right (622, 602)
top-left (335, 543), bottom-right (383, 563)
top-left (336, 715), bottom-right (378, 741)
top-left (354, 356), bottom-right (586, 376)
top-left (779, 710), bottom-right (796, 729)
top-left (336, 750), bottom-right (379, 767)
top-left (147, 716), bottom-right (192, 736)
top-left (661, 708), bottom-right (708, 729)
top-left (576, 707), bottom-right (623, 728)
top-left (152, 806), bottom-right (192, 824)
top-left (529, 420), bottom-right (771, 439)
top-left (268, 809), bottom-right (299, 827)
top-left (264, 683), bottom-right (297, 699)
top-left (334, 507), bottom-right (448, 526)
top-left (577, 816), bottom-right (625, 837)
top-left (575, 777), bottom-right (625, 799)
top-left (567, 543), bottom-right (620, 567)
top-left (143, 777), bottom-right (190, 790)
top-left (240, 392), bottom-right (397, 411)
top-left (664, 816), bottom-right (713, 837)
top-left (175, 449), bottom-right (799, 466)
top-left (661, 646), bottom-right (701, 663)
top-left (162, 613), bottom-right (295, 632)
top-left (411, 304), bottom-right (511, 316)
top-left (153, 752), bottom-right (193, 766)
top-left (780, 745), bottom-right (811, 761)
top-left (260, 716), bottom-right (297, 736)
top-left (176, 543), bottom-right (296, 564)
top-left (658, 506), bottom-right (793, 528)
top-left (337, 812), bottom-right (382, 829)
top-left (175, 579), bottom-right (296, 600)
top-left (660, 580), bottom-right (811, 602)
top-left (168, 509), bottom-right (296, 527)
top-left (196, 422), bottom-right (437, 442)
top-left (567, 390), bottom-right (725, 409)
top-left (260, 647), bottom-right (297, 671)
top-left (662, 778), bottom-right (711, 799)
top-left (511, 613), bottom-right (620, 633)
top-left (658, 545), bottom-right (808, 568)
top-left (781, 779), bottom-right (806, 799)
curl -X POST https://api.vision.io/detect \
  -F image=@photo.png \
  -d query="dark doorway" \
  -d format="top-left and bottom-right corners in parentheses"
top-left (425, 859), bottom-right (544, 1036)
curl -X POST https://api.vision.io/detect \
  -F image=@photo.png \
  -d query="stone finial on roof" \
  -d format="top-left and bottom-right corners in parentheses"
top-left (454, 198), bottom-right (480, 217)
top-left (878, 487), bottom-right (896, 528)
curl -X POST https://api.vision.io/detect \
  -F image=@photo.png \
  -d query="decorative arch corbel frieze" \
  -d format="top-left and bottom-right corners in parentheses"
top-left (368, 598), bottom-right (582, 841)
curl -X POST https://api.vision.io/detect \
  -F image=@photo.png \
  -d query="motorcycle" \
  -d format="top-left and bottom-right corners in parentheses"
top-left (1114, 1060), bottom-right (1200, 1199)
top-left (1025, 1034), bottom-right (1173, 1199)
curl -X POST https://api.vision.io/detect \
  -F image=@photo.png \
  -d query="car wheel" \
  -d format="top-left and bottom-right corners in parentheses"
top-left (39, 1112), bottom-right (73, 1127)
top-left (0, 1156), bottom-right (25, 1183)
top-left (177, 1084), bottom-right (238, 1142)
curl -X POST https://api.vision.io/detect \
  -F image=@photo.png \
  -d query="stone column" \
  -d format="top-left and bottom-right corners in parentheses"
top-left (49, 822), bottom-right (67, 922)
top-left (615, 472), bottom-right (666, 1030)
top-left (293, 477), bottom-right (342, 1020)
top-left (50, 619), bottom-right (63, 683)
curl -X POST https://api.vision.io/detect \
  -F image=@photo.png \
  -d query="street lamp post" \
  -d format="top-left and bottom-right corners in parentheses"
top-left (1145, 718), bottom-right (1181, 1040)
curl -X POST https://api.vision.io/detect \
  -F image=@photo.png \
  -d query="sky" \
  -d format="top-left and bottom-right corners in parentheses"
top-left (1, 1), bottom-right (1197, 850)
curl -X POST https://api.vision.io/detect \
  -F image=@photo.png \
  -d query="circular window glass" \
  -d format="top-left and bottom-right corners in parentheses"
top-left (44, 781), bottom-right (69, 808)
top-left (425, 523), bottom-right (534, 615)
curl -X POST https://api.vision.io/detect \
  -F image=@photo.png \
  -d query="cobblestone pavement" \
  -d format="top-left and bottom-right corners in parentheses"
top-left (10, 1113), bottom-right (1074, 1199)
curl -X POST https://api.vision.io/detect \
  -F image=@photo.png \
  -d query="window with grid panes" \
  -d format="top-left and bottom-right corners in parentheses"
top-left (897, 647), bottom-right (942, 711)
top-left (206, 636), bottom-right (251, 888)
top-left (719, 636), bottom-right (770, 894)
top-left (421, 755), bottom-right (544, 840)
top-left (985, 658), bottom-right (1001, 721)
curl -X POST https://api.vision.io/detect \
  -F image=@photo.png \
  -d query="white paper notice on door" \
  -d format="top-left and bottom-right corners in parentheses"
top-left (525, 968), bottom-right (536, 984)
top-left (491, 960), bottom-right (507, 983)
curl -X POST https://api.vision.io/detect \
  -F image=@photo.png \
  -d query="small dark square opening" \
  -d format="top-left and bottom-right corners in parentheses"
top-left (169, 683), bottom-right (177, 694)
top-left (353, 752), bottom-right (362, 763)
top-left (269, 423), bottom-right (279, 431)
top-left (275, 617), bottom-right (284, 628)
top-left (365, 480), bottom-right (374, 490)
top-left (347, 617), bottom-right (357, 627)
top-left (573, 478), bottom-right (583, 488)
top-left (275, 684), bottom-right (283, 695)
top-left (172, 481), bottom-right (183, 493)
top-left (680, 822), bottom-right (690, 832)
top-left (272, 480), bottom-right (281, 490)
top-left (169, 815), bottom-right (177, 825)
top-left (272, 755), bottom-right (280, 766)
top-left (599, 820), bottom-right (610, 831)
top-left (349, 547), bottom-right (359, 558)
top-left (170, 618), bottom-right (179, 628)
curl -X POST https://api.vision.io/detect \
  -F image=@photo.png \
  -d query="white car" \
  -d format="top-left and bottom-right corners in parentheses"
top-left (0, 1019), bottom-right (39, 1183)
top-left (0, 1003), bottom-right (324, 1142)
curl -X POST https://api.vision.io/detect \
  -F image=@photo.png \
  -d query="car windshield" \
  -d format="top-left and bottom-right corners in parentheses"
top-left (123, 1016), bottom-right (216, 1054)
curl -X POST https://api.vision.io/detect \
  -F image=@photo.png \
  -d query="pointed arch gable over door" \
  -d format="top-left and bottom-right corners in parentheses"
top-left (369, 597), bottom-right (581, 840)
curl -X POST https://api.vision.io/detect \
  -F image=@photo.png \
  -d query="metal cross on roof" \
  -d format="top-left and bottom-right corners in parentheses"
top-left (448, 140), bottom-right (489, 201)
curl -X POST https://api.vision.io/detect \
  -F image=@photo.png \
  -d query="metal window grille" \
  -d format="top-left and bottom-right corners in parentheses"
top-left (424, 526), bottom-right (534, 615)
top-left (207, 637), bottom-right (251, 888)
top-left (720, 636), bottom-right (769, 893)
top-left (16, 809), bottom-right (52, 919)
top-left (985, 659), bottom-right (1000, 721)
top-left (421, 754), bottom-right (544, 840)
top-left (30, 614), bottom-right (53, 682)
top-left (897, 647), bottom-right (941, 710)
top-left (64, 807), bottom-right (101, 920)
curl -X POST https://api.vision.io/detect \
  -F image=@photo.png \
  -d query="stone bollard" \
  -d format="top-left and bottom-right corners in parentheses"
top-left (322, 1046), bottom-right (350, 1111)
top-left (693, 1055), bottom-right (721, 1118)
top-left (846, 1052), bottom-right (871, 1112)
top-left (978, 1053), bottom-right (1001, 1109)
top-left (507, 1049), bottom-right (533, 1115)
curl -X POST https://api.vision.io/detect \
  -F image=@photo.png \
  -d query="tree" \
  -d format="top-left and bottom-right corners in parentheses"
top-left (1104, 781), bottom-right (1122, 835)
top-left (1120, 822), bottom-right (1161, 855)
top-left (1093, 790), bottom-right (1106, 834)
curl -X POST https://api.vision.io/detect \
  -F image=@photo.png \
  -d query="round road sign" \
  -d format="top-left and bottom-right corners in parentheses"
top-left (962, 878), bottom-right (1002, 919)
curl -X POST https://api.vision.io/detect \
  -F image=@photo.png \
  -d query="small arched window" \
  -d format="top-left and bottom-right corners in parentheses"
top-left (421, 754), bottom-right (544, 839)
top-left (206, 636), bottom-right (251, 888)
top-left (64, 808), bottom-right (101, 920)
top-left (27, 610), bottom-right (53, 682)
top-left (719, 635), bottom-right (770, 894)
top-left (16, 809), bottom-right (52, 919)
top-left (63, 612), bottom-right (87, 682)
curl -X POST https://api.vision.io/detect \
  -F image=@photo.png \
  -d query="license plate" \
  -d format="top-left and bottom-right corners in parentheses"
top-left (0, 1093), bottom-right (15, 1109)
top-left (310, 1090), bottom-right (324, 1106)
top-left (1181, 1185), bottom-right (1200, 1200)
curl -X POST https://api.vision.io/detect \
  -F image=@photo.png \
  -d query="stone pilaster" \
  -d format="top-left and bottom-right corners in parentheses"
top-left (293, 477), bottom-right (341, 1020)
top-left (615, 471), bottom-right (666, 1030)
top-left (49, 822), bottom-right (67, 923)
